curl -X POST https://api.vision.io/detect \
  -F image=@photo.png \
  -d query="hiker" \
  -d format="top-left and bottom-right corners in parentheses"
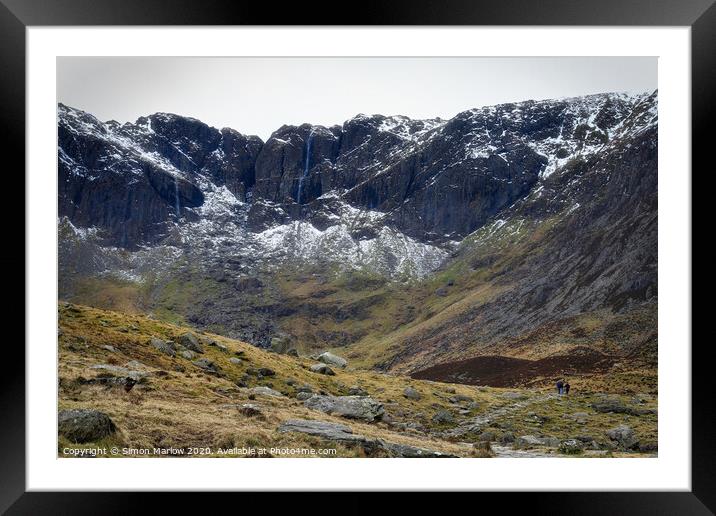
top-left (564, 381), bottom-right (571, 395)
top-left (556, 379), bottom-right (564, 395)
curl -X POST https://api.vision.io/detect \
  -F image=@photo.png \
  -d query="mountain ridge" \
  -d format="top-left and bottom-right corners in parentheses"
top-left (58, 90), bottom-right (658, 378)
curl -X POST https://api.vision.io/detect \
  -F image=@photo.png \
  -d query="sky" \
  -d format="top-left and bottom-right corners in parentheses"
top-left (57, 57), bottom-right (657, 141)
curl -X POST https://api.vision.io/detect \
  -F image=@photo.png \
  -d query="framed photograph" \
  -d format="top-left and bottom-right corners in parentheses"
top-left (5, 0), bottom-right (710, 511)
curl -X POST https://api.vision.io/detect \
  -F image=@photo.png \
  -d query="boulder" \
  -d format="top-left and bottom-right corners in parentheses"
top-left (89, 363), bottom-right (149, 381)
top-left (478, 431), bottom-right (497, 442)
top-left (58, 409), bottom-right (116, 443)
top-left (208, 340), bottom-right (228, 353)
top-left (229, 357), bottom-right (242, 365)
top-left (296, 392), bottom-right (314, 401)
top-left (591, 399), bottom-right (637, 415)
top-left (192, 358), bottom-right (218, 373)
top-left (304, 395), bottom-right (384, 422)
top-left (565, 412), bottom-right (590, 424)
top-left (277, 419), bottom-right (365, 443)
top-left (178, 332), bottom-right (204, 353)
top-left (180, 350), bottom-right (195, 360)
top-left (348, 386), bottom-right (369, 396)
top-left (380, 442), bottom-right (457, 458)
top-left (515, 435), bottom-right (559, 448)
top-left (432, 410), bottom-right (455, 424)
top-left (638, 441), bottom-right (658, 453)
top-left (257, 368), bottom-right (276, 377)
top-left (403, 387), bottom-right (422, 400)
top-left (559, 439), bottom-right (584, 455)
top-left (317, 352), bottom-right (348, 369)
top-left (270, 334), bottom-right (292, 354)
top-left (150, 337), bottom-right (176, 357)
top-left (310, 364), bottom-right (335, 376)
top-left (277, 420), bottom-right (455, 457)
top-left (606, 424), bottom-right (639, 449)
top-left (286, 349), bottom-right (299, 357)
top-left (249, 386), bottom-right (284, 398)
top-left (499, 432), bottom-right (515, 444)
top-left (524, 413), bottom-right (550, 425)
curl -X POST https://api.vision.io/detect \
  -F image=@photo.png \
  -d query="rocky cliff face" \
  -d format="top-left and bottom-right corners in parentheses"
top-left (377, 93), bottom-right (659, 373)
top-left (58, 91), bottom-right (657, 359)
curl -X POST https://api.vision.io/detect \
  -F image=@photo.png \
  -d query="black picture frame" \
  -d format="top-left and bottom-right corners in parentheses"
top-left (2, 0), bottom-right (710, 512)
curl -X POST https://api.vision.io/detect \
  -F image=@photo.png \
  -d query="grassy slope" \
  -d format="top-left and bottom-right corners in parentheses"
top-left (61, 209), bottom-right (656, 394)
top-left (58, 303), bottom-right (656, 457)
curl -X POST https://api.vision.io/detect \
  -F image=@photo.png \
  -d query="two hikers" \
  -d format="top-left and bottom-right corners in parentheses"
top-left (555, 379), bottom-right (571, 395)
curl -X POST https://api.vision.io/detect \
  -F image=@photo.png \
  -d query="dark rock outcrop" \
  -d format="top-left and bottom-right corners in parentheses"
top-left (303, 394), bottom-right (384, 422)
top-left (60, 92), bottom-right (654, 250)
top-left (58, 409), bottom-right (117, 443)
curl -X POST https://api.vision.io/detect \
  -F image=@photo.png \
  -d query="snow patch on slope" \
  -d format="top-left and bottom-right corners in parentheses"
top-left (254, 220), bottom-right (448, 278)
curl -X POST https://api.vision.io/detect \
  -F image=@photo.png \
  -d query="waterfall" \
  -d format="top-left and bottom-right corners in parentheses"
top-left (296, 128), bottom-right (315, 204)
top-left (174, 176), bottom-right (181, 219)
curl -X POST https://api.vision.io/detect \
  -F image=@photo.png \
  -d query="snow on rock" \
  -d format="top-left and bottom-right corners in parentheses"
top-left (252, 206), bottom-right (449, 278)
top-left (58, 90), bottom-right (657, 283)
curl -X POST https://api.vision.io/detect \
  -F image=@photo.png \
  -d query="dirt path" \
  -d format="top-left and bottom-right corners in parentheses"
top-left (452, 392), bottom-right (558, 436)
top-left (449, 392), bottom-right (562, 457)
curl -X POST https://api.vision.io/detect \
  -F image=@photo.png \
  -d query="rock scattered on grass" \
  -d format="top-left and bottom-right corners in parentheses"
top-left (515, 435), bottom-right (560, 449)
top-left (303, 394), bottom-right (384, 422)
top-left (248, 386), bottom-right (284, 398)
top-left (559, 439), bottom-right (584, 454)
top-left (380, 441), bottom-right (457, 458)
top-left (403, 387), bottom-right (422, 400)
top-left (278, 419), bottom-right (364, 442)
top-left (207, 340), bottom-right (228, 353)
top-left (317, 352), bottom-right (347, 369)
top-left (310, 364), bottom-right (335, 376)
top-left (192, 358), bottom-right (218, 373)
top-left (605, 424), bottom-right (639, 449)
top-left (178, 332), bottom-right (204, 353)
top-left (277, 419), bottom-right (456, 457)
top-left (58, 409), bottom-right (116, 443)
top-left (90, 363), bottom-right (149, 381)
top-left (150, 337), bottom-right (176, 357)
top-left (432, 410), bottom-right (454, 424)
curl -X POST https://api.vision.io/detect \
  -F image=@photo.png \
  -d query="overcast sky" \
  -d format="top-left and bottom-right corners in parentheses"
top-left (57, 57), bottom-right (656, 141)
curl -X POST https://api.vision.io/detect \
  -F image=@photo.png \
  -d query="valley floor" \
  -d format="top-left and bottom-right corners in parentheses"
top-left (58, 303), bottom-right (657, 458)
